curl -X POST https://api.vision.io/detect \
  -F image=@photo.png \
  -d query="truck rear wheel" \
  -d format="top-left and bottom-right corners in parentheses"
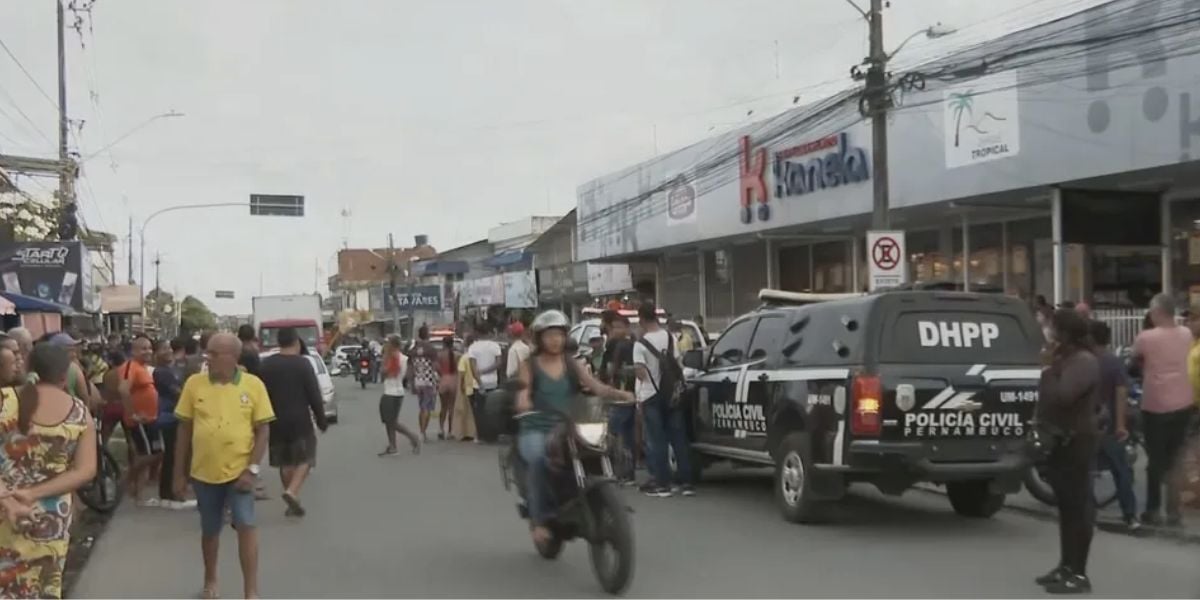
top-left (774, 432), bottom-right (829, 524)
top-left (946, 480), bottom-right (1005, 518)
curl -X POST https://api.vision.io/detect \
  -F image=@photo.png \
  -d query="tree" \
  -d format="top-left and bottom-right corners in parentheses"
top-left (948, 91), bottom-right (975, 148)
top-left (180, 295), bottom-right (217, 334)
top-left (0, 192), bottom-right (56, 241)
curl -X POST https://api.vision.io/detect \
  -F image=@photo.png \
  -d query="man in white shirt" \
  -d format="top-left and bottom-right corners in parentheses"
top-left (505, 320), bottom-right (532, 380)
top-left (467, 323), bottom-right (504, 392)
top-left (633, 302), bottom-right (694, 498)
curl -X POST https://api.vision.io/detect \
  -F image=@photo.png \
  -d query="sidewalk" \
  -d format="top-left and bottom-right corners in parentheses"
top-left (916, 483), bottom-right (1200, 545)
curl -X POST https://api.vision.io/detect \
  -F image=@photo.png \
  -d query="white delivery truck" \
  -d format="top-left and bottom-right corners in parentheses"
top-left (252, 293), bottom-right (324, 354)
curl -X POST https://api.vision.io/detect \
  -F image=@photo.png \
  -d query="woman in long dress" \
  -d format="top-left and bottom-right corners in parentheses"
top-left (436, 337), bottom-right (458, 440)
top-left (450, 335), bottom-right (478, 441)
top-left (0, 343), bottom-right (98, 598)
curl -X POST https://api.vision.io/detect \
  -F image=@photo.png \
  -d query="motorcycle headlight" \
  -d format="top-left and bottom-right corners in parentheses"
top-left (575, 422), bottom-right (608, 448)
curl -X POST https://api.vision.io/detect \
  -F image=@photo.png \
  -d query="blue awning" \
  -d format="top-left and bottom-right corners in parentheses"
top-left (416, 260), bottom-right (469, 276)
top-left (485, 250), bottom-right (531, 269)
top-left (1, 292), bottom-right (75, 314)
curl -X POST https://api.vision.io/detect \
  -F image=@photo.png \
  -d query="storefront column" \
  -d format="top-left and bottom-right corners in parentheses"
top-left (807, 245), bottom-right (814, 292)
top-left (697, 251), bottom-right (708, 322)
top-left (765, 239), bottom-right (776, 289)
top-left (1001, 220), bottom-right (1009, 293)
top-left (655, 257), bottom-right (662, 307)
top-left (961, 214), bottom-right (971, 292)
top-left (1051, 187), bottom-right (1064, 305)
top-left (849, 237), bottom-right (860, 293)
top-left (1161, 194), bottom-right (1172, 296)
top-left (728, 245), bottom-right (737, 312)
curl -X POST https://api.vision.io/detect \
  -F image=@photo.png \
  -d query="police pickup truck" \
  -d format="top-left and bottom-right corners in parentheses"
top-left (680, 288), bottom-right (1042, 523)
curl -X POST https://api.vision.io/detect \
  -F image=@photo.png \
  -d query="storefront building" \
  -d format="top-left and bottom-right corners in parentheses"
top-left (577, 0), bottom-right (1200, 338)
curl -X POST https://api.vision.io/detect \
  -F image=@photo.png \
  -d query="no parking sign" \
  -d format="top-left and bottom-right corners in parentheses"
top-left (867, 230), bottom-right (907, 291)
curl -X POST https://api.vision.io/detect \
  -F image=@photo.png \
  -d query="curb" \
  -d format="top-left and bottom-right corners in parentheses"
top-left (913, 483), bottom-right (1200, 546)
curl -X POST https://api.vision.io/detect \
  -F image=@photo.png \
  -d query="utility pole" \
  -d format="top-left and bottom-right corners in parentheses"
top-left (153, 252), bottom-right (162, 332)
top-left (55, 0), bottom-right (75, 218)
top-left (126, 216), bottom-right (133, 284)
top-left (866, 0), bottom-right (890, 230)
top-left (386, 233), bottom-right (401, 336)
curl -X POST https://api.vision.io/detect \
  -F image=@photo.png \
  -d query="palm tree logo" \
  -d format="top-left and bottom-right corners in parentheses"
top-left (949, 91), bottom-right (975, 148)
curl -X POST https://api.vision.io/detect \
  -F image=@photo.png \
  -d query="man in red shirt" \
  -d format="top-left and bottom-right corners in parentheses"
top-left (122, 335), bottom-right (162, 506)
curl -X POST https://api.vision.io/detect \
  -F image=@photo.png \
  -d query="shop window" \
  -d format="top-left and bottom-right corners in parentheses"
top-left (812, 242), bottom-right (848, 293)
top-left (705, 249), bottom-right (733, 324)
top-left (733, 241), bottom-right (768, 314)
top-left (661, 252), bottom-right (700, 319)
top-left (777, 245), bottom-right (811, 291)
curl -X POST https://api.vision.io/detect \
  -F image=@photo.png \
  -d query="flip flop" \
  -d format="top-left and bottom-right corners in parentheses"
top-left (200, 586), bottom-right (219, 599)
top-left (282, 492), bottom-right (305, 517)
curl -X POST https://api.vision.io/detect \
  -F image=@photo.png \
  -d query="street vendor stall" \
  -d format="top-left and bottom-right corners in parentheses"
top-left (1, 291), bottom-right (75, 338)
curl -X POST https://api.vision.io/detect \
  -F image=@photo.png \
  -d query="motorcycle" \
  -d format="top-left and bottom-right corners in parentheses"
top-left (77, 416), bottom-right (122, 513)
top-left (357, 355), bottom-right (372, 389)
top-left (498, 394), bottom-right (634, 595)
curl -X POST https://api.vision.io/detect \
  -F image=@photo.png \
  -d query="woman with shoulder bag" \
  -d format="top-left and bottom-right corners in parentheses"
top-left (1035, 308), bottom-right (1102, 594)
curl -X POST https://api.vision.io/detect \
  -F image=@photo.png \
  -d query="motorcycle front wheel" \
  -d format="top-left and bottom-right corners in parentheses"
top-left (586, 482), bottom-right (634, 595)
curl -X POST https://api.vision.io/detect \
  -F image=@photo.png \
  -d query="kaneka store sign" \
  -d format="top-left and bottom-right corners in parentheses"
top-left (738, 131), bottom-right (870, 224)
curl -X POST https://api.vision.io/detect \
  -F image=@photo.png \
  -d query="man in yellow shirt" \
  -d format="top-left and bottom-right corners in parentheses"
top-left (172, 333), bottom-right (275, 600)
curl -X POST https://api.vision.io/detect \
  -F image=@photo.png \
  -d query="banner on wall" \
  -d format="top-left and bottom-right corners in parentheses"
top-left (587, 263), bottom-right (634, 296)
top-left (943, 70), bottom-right (1021, 169)
top-left (504, 270), bottom-right (538, 308)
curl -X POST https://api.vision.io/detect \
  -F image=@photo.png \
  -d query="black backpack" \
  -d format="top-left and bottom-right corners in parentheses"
top-left (638, 332), bottom-right (685, 408)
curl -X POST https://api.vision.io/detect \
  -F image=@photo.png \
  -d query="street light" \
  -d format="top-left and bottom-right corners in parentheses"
top-left (80, 110), bottom-right (185, 164)
top-left (845, 0), bottom-right (957, 230)
top-left (138, 202), bottom-right (248, 325)
top-left (137, 197), bottom-right (305, 329)
top-left (887, 23), bottom-right (958, 61)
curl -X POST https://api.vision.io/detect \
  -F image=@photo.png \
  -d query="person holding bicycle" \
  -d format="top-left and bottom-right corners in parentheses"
top-left (513, 310), bottom-right (633, 548)
top-left (1089, 319), bottom-right (1140, 531)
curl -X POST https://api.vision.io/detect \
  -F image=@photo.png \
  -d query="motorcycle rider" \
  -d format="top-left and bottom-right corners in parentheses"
top-left (514, 310), bottom-right (633, 547)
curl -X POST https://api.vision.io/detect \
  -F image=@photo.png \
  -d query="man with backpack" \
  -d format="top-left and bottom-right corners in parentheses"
top-left (634, 302), bottom-right (695, 498)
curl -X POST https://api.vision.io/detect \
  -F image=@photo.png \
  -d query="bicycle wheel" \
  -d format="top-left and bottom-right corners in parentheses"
top-left (79, 447), bottom-right (122, 513)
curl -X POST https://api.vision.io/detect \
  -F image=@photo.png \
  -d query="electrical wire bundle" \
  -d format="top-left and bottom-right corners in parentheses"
top-left (575, 0), bottom-right (1200, 251)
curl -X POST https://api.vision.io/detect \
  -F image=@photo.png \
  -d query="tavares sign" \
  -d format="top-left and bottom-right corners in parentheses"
top-left (738, 131), bottom-right (870, 224)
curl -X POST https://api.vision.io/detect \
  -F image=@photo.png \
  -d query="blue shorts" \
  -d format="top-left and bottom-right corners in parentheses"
top-left (193, 479), bottom-right (255, 536)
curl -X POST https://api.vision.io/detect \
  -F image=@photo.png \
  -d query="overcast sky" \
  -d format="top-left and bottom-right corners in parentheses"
top-left (0, 0), bottom-right (1104, 313)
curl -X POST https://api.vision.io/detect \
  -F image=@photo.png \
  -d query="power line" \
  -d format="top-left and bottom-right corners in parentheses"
top-left (575, 0), bottom-right (1200, 244)
top-left (0, 84), bottom-right (53, 145)
top-left (0, 34), bottom-right (58, 109)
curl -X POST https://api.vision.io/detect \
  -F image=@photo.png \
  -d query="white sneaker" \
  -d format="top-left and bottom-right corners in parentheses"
top-left (137, 497), bottom-right (161, 508)
top-left (164, 499), bottom-right (197, 510)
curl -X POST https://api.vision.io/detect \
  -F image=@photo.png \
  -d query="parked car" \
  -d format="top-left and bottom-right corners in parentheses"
top-left (682, 288), bottom-right (1042, 523)
top-left (571, 308), bottom-right (708, 377)
top-left (260, 348), bottom-right (338, 423)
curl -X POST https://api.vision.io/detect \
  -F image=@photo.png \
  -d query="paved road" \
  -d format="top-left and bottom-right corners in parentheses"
top-left (74, 378), bottom-right (1200, 598)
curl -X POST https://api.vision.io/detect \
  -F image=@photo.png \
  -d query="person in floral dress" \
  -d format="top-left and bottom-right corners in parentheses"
top-left (0, 343), bottom-right (97, 599)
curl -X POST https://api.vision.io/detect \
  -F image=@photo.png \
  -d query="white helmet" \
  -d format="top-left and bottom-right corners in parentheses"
top-left (531, 310), bottom-right (570, 333)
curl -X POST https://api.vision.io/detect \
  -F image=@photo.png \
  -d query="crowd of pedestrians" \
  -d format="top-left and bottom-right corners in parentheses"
top-left (1035, 294), bottom-right (1200, 594)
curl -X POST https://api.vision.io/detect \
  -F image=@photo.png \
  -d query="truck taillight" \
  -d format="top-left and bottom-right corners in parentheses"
top-left (851, 375), bottom-right (882, 437)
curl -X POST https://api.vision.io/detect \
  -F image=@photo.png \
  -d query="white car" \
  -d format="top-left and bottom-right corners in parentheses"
top-left (260, 349), bottom-right (338, 424)
top-left (569, 311), bottom-right (708, 378)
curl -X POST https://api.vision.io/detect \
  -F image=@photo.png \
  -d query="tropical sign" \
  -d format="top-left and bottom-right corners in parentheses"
top-left (943, 70), bottom-right (1021, 169)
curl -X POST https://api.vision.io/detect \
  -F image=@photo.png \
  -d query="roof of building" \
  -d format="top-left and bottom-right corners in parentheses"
top-left (336, 245), bottom-right (438, 284)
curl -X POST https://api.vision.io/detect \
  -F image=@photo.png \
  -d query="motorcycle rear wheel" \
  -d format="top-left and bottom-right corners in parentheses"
top-left (587, 482), bottom-right (634, 595)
